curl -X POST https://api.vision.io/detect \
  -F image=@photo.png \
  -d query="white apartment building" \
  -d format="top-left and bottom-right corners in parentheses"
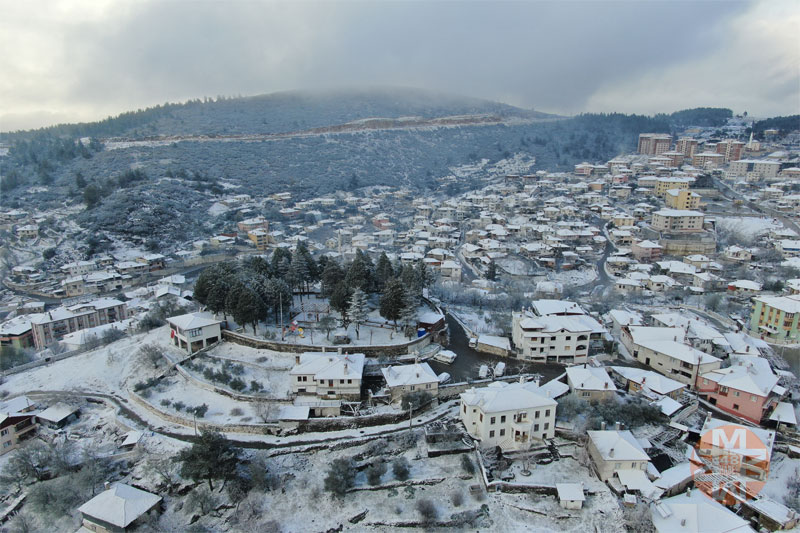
top-left (511, 312), bottom-right (605, 364)
top-left (30, 298), bottom-right (127, 350)
top-left (460, 381), bottom-right (557, 451)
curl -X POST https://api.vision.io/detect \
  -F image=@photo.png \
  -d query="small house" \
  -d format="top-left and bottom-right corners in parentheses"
top-left (78, 482), bottom-right (162, 532)
top-left (166, 313), bottom-right (222, 354)
top-left (37, 403), bottom-right (80, 429)
top-left (556, 483), bottom-right (585, 510)
top-left (381, 363), bottom-right (439, 402)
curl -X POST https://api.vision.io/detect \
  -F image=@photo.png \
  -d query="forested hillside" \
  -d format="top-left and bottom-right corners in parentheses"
top-left (0, 88), bottom-right (739, 248)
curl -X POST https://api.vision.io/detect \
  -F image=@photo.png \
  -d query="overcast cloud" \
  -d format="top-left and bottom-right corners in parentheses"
top-left (0, 0), bottom-right (797, 131)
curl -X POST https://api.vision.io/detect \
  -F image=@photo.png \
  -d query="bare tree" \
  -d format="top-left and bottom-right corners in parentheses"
top-left (139, 343), bottom-right (163, 369)
top-left (253, 399), bottom-right (277, 423)
top-left (144, 454), bottom-right (179, 491)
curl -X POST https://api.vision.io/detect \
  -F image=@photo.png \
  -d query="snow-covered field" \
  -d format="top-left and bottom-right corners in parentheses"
top-left (539, 267), bottom-right (598, 287)
top-left (715, 216), bottom-right (784, 238)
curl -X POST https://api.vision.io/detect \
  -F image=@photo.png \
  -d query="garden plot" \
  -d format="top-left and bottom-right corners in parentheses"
top-left (181, 352), bottom-right (291, 399)
top-left (137, 374), bottom-right (264, 426)
top-left (715, 216), bottom-right (785, 239)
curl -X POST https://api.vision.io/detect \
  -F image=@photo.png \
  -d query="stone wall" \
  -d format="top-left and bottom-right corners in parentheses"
top-left (222, 328), bottom-right (432, 357)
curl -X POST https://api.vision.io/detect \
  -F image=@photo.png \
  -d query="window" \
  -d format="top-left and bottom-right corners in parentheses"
top-left (614, 462), bottom-right (621, 469)
top-left (490, 417), bottom-right (496, 425)
top-left (565, 336), bottom-right (571, 340)
top-left (489, 430), bottom-right (495, 438)
top-left (702, 378), bottom-right (708, 385)
top-left (631, 462), bottom-right (636, 468)
top-left (0, 429), bottom-right (7, 437)
top-left (480, 413), bottom-right (483, 422)
top-left (733, 403), bottom-right (739, 410)
top-left (582, 392), bottom-right (590, 397)
top-left (297, 376), bottom-right (302, 382)
top-left (545, 409), bottom-right (551, 417)
top-left (750, 395), bottom-right (758, 402)
top-left (733, 390), bottom-right (740, 397)
top-left (347, 379), bottom-right (352, 384)
top-left (534, 424), bottom-right (539, 432)
top-left (188, 328), bottom-right (202, 338)
top-left (340, 379), bottom-right (344, 384)
top-left (501, 415), bottom-right (506, 423)
top-left (544, 423), bottom-right (549, 430)
top-left (2, 441), bottom-right (10, 448)
top-left (500, 429), bottom-right (505, 436)
top-left (410, 385), bottom-right (415, 391)
top-left (463, 404), bottom-right (467, 413)
top-left (535, 411), bottom-right (540, 419)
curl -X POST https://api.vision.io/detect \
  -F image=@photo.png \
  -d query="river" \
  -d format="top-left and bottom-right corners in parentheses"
top-left (427, 314), bottom-right (566, 384)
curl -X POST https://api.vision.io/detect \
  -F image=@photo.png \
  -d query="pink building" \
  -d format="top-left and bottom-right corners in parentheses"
top-left (697, 355), bottom-right (783, 424)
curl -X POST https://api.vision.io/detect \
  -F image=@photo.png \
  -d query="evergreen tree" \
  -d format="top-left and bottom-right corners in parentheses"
top-left (83, 184), bottom-right (101, 208)
top-left (345, 250), bottom-right (372, 292)
top-left (399, 293), bottom-right (418, 338)
top-left (374, 252), bottom-right (394, 292)
top-left (321, 260), bottom-right (344, 298)
top-left (330, 282), bottom-right (352, 327)
top-left (349, 288), bottom-right (369, 340)
top-left (75, 171), bottom-right (87, 189)
top-left (176, 431), bottom-right (241, 491)
top-left (232, 287), bottom-right (265, 334)
top-left (380, 278), bottom-right (406, 330)
top-left (487, 260), bottom-right (497, 281)
top-left (289, 247), bottom-right (310, 299)
top-left (271, 247), bottom-right (292, 275)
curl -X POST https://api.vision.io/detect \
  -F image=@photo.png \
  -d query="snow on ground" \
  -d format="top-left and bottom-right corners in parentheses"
top-left (538, 267), bottom-right (597, 287)
top-left (0, 327), bottom-right (169, 397)
top-left (715, 216), bottom-right (784, 238)
top-left (760, 451), bottom-right (800, 504)
top-left (497, 257), bottom-right (537, 276)
top-left (207, 201), bottom-right (231, 216)
top-left (449, 307), bottom-right (501, 335)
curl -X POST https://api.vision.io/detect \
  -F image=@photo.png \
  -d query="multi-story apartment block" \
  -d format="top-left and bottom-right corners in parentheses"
top-left (715, 139), bottom-right (746, 163)
top-left (247, 229), bottom-right (270, 250)
top-left (637, 133), bottom-right (672, 155)
top-left (460, 381), bottom-right (557, 451)
top-left (654, 177), bottom-right (694, 197)
top-left (675, 137), bottom-right (698, 158)
top-left (1, 397), bottom-right (37, 456)
top-left (665, 188), bottom-right (701, 210)
top-left (651, 209), bottom-right (705, 233)
top-left (728, 159), bottom-right (781, 180)
top-left (29, 298), bottom-right (127, 350)
top-left (511, 311), bottom-right (605, 364)
top-left (692, 152), bottom-right (725, 169)
top-left (749, 294), bottom-right (800, 342)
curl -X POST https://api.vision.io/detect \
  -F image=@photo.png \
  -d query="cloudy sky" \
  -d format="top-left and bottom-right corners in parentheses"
top-left (1, 0), bottom-right (798, 131)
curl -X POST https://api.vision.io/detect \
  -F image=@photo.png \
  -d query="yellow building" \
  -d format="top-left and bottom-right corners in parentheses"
top-left (665, 188), bottom-right (701, 210)
top-left (750, 294), bottom-right (800, 342)
top-left (247, 229), bottom-right (270, 250)
top-left (654, 177), bottom-right (694, 197)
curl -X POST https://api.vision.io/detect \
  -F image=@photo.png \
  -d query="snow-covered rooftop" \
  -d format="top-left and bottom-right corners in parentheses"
top-left (78, 483), bottom-right (162, 528)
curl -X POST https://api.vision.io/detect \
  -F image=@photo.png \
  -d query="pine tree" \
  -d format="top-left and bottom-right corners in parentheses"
top-left (380, 278), bottom-right (406, 330)
top-left (330, 282), bottom-right (352, 327)
top-left (321, 260), bottom-right (344, 299)
top-left (233, 287), bottom-right (265, 335)
top-left (374, 252), bottom-right (394, 292)
top-left (349, 288), bottom-right (369, 340)
top-left (290, 248), bottom-right (310, 300)
top-left (399, 295), bottom-right (418, 338)
top-left (345, 250), bottom-right (372, 292)
top-left (487, 260), bottom-right (497, 281)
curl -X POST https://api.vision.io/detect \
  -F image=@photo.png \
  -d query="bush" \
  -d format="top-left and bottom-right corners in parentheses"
top-left (460, 454), bottom-right (475, 475)
top-left (250, 380), bottom-right (263, 392)
top-left (133, 377), bottom-right (160, 392)
top-left (324, 458), bottom-right (355, 497)
top-left (401, 390), bottom-right (432, 411)
top-left (160, 399), bottom-right (172, 407)
top-left (230, 378), bottom-right (246, 391)
top-left (230, 407), bottom-right (244, 416)
top-left (392, 457), bottom-right (410, 481)
top-left (415, 498), bottom-right (438, 523)
top-left (193, 404), bottom-right (209, 418)
top-left (173, 401), bottom-right (186, 412)
top-left (451, 490), bottom-right (464, 507)
top-left (366, 461), bottom-right (387, 486)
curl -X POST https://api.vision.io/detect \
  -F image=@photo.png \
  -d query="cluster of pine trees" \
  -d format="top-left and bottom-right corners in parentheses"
top-left (193, 246), bottom-right (431, 339)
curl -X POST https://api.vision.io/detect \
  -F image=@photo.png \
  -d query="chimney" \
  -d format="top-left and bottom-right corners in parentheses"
top-left (338, 347), bottom-right (343, 355)
top-left (604, 382), bottom-right (608, 389)
top-left (104, 481), bottom-right (111, 491)
top-left (601, 421), bottom-right (607, 430)
top-left (642, 377), bottom-right (646, 383)
top-left (687, 488), bottom-right (692, 497)
top-left (615, 421), bottom-right (621, 430)
top-left (295, 355), bottom-right (300, 365)
top-left (344, 363), bottom-right (348, 373)
top-left (609, 448), bottom-right (614, 457)
top-left (520, 376), bottom-right (525, 384)
top-left (681, 519), bottom-right (687, 527)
